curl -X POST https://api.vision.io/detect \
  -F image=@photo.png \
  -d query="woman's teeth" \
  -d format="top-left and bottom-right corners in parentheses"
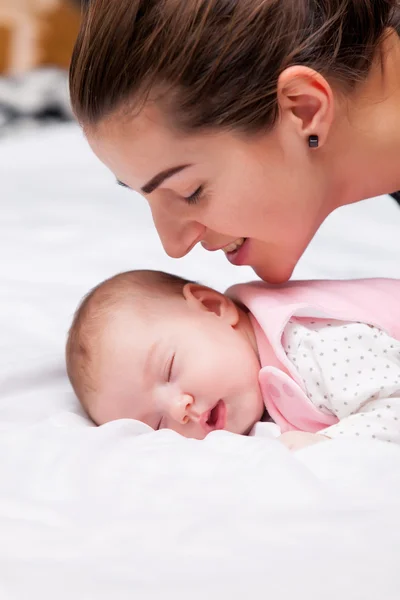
top-left (222, 238), bottom-right (245, 255)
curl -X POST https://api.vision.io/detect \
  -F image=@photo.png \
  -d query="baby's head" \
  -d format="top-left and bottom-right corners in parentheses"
top-left (66, 270), bottom-right (264, 439)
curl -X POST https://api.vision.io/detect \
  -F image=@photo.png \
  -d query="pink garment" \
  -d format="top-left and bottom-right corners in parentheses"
top-left (228, 279), bottom-right (400, 433)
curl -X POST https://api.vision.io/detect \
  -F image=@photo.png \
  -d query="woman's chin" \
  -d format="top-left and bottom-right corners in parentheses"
top-left (253, 263), bottom-right (294, 284)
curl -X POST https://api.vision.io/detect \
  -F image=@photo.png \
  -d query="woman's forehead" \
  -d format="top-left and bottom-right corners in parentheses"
top-left (88, 116), bottom-right (186, 187)
top-left (87, 104), bottom-right (235, 187)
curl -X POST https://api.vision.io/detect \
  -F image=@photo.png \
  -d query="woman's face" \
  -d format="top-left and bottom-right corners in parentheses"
top-left (88, 102), bottom-right (336, 282)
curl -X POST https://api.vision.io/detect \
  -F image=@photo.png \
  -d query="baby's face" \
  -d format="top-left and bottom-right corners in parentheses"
top-left (91, 284), bottom-right (264, 439)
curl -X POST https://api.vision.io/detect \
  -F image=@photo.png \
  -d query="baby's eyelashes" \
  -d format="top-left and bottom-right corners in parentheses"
top-left (167, 354), bottom-right (175, 382)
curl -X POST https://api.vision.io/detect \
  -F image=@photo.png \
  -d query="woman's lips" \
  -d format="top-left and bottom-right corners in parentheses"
top-left (202, 238), bottom-right (250, 266)
top-left (225, 237), bottom-right (249, 266)
top-left (200, 400), bottom-right (226, 433)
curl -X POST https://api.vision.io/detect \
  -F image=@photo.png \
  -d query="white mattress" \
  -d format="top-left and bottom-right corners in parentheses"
top-left (1, 124), bottom-right (400, 599)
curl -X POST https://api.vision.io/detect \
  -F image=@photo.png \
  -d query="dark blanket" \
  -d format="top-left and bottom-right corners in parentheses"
top-left (0, 68), bottom-right (73, 138)
top-left (391, 191), bottom-right (400, 206)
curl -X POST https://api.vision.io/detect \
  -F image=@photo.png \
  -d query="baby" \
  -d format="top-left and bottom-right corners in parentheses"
top-left (66, 270), bottom-right (400, 446)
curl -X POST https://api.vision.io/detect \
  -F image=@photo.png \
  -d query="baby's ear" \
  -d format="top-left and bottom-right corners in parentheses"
top-left (182, 283), bottom-right (239, 326)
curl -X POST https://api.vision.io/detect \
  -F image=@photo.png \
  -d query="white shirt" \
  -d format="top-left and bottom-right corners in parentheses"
top-left (282, 319), bottom-right (400, 444)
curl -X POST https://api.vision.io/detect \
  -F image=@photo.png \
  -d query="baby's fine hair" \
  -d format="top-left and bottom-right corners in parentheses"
top-left (66, 270), bottom-right (193, 412)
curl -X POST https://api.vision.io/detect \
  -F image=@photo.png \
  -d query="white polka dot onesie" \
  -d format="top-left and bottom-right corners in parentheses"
top-left (282, 319), bottom-right (400, 443)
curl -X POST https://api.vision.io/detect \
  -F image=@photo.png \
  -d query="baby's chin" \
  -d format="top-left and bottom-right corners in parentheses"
top-left (242, 415), bottom-right (263, 436)
top-left (234, 404), bottom-right (265, 436)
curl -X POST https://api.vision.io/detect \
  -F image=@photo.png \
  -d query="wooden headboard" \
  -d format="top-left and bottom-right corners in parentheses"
top-left (0, 0), bottom-right (81, 74)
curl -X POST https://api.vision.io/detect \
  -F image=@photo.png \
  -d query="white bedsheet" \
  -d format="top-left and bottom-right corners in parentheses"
top-left (1, 124), bottom-right (400, 599)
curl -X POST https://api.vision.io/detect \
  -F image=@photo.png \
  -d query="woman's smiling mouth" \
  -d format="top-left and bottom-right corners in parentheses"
top-left (202, 237), bottom-right (248, 264)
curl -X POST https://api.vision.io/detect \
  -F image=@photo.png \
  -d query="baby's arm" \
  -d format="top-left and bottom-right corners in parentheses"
top-left (320, 396), bottom-right (400, 444)
top-left (279, 431), bottom-right (330, 451)
top-left (318, 328), bottom-right (400, 444)
top-left (287, 320), bottom-right (400, 445)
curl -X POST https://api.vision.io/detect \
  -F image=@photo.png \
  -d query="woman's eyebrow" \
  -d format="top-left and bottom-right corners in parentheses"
top-left (141, 164), bottom-right (191, 194)
top-left (116, 164), bottom-right (191, 194)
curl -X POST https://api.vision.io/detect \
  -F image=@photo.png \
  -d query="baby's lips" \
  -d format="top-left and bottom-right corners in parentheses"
top-left (199, 408), bottom-right (212, 433)
top-left (199, 400), bottom-right (226, 433)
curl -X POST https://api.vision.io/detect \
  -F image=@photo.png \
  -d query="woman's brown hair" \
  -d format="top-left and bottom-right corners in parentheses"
top-left (69, 0), bottom-right (399, 133)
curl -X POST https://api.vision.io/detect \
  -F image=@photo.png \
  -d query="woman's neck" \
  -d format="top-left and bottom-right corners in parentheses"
top-left (329, 28), bottom-right (400, 206)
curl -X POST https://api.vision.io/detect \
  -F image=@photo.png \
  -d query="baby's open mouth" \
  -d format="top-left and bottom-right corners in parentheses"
top-left (202, 400), bottom-right (226, 433)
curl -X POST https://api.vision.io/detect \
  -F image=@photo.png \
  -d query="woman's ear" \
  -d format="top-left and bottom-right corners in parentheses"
top-left (277, 66), bottom-right (334, 148)
top-left (183, 283), bottom-right (239, 326)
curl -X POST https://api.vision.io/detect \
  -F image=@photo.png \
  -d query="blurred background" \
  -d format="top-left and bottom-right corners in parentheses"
top-left (0, 0), bottom-right (85, 137)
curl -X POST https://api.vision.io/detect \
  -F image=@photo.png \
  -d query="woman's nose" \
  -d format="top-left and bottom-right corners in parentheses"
top-left (169, 394), bottom-right (195, 425)
top-left (150, 206), bottom-right (206, 259)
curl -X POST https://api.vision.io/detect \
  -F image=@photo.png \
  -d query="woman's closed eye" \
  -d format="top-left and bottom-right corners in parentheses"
top-left (183, 185), bottom-right (204, 206)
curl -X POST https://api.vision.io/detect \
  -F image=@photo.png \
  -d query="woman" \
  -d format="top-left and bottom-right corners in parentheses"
top-left (69, 0), bottom-right (400, 283)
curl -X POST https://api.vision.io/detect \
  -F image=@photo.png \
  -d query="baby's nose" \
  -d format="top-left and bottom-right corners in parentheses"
top-left (170, 394), bottom-right (194, 424)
